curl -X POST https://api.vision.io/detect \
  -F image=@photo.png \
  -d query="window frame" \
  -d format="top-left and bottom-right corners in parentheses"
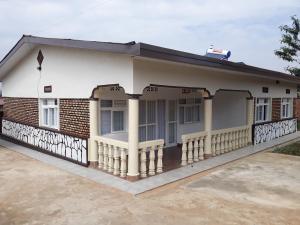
top-left (40, 98), bottom-right (59, 130)
top-left (138, 100), bottom-right (157, 142)
top-left (100, 99), bottom-right (127, 135)
top-left (281, 98), bottom-right (293, 119)
top-left (255, 98), bottom-right (271, 123)
top-left (179, 97), bottom-right (201, 124)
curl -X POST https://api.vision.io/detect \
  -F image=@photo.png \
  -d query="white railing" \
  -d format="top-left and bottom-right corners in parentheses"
top-left (138, 139), bottom-right (164, 178)
top-left (181, 131), bottom-right (208, 166)
top-left (95, 136), bottom-right (164, 179)
top-left (211, 125), bottom-right (250, 156)
top-left (181, 125), bottom-right (251, 165)
top-left (95, 136), bottom-right (129, 178)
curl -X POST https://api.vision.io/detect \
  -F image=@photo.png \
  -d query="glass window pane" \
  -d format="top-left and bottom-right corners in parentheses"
top-left (112, 111), bottom-right (124, 131)
top-left (195, 98), bottom-right (202, 104)
top-left (49, 108), bottom-right (54, 126)
top-left (43, 109), bottom-right (48, 125)
top-left (185, 106), bottom-right (193, 123)
top-left (169, 100), bottom-right (176, 122)
top-left (139, 100), bottom-right (146, 125)
top-left (194, 105), bottom-right (200, 121)
top-left (113, 100), bottom-right (126, 107)
top-left (168, 123), bottom-right (176, 144)
top-left (263, 105), bottom-right (268, 121)
top-left (179, 107), bottom-right (184, 124)
top-left (179, 99), bottom-right (186, 104)
top-left (147, 101), bottom-right (156, 124)
top-left (101, 110), bottom-right (111, 135)
top-left (139, 126), bottom-right (146, 142)
top-left (101, 100), bottom-right (113, 108)
top-left (147, 125), bottom-right (156, 140)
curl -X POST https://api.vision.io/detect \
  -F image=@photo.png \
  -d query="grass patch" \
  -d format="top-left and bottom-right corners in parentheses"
top-left (273, 142), bottom-right (300, 156)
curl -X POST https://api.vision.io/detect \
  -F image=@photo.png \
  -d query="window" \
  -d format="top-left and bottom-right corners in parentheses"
top-left (100, 100), bottom-right (126, 135)
top-left (281, 98), bottom-right (293, 119)
top-left (139, 100), bottom-right (157, 141)
top-left (255, 98), bottom-right (270, 123)
top-left (41, 99), bottom-right (59, 129)
top-left (179, 98), bottom-right (201, 124)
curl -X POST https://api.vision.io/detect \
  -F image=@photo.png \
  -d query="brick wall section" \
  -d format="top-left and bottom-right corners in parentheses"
top-left (272, 98), bottom-right (281, 121)
top-left (294, 98), bottom-right (300, 120)
top-left (59, 99), bottom-right (90, 138)
top-left (3, 97), bottom-right (39, 126)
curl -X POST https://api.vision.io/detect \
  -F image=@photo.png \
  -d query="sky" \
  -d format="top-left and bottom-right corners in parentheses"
top-left (0, 0), bottom-right (299, 73)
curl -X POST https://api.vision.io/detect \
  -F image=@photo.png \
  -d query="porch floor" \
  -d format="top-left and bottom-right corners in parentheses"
top-left (162, 145), bottom-right (182, 172)
top-left (1, 132), bottom-right (300, 195)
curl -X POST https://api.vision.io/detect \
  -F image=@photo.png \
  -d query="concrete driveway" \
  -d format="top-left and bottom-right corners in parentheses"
top-left (0, 146), bottom-right (299, 225)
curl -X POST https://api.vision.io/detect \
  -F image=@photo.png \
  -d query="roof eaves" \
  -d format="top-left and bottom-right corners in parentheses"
top-left (138, 42), bottom-right (300, 83)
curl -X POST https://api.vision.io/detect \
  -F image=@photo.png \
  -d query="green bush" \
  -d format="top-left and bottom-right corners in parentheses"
top-left (273, 142), bottom-right (300, 156)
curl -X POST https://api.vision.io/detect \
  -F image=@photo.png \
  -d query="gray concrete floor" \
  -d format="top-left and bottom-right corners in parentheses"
top-left (0, 132), bottom-right (299, 194)
top-left (0, 145), bottom-right (299, 225)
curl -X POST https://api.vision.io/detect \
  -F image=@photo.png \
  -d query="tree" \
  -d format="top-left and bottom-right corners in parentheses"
top-left (275, 15), bottom-right (300, 76)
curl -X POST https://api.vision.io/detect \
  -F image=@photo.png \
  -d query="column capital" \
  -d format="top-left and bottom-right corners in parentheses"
top-left (127, 94), bottom-right (142, 99)
top-left (204, 95), bottom-right (214, 100)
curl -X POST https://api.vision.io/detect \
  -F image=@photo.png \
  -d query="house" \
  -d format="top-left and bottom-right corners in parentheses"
top-left (0, 35), bottom-right (299, 181)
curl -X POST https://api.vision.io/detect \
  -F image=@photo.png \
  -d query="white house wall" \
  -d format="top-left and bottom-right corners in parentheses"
top-left (213, 91), bottom-right (248, 130)
top-left (132, 58), bottom-right (297, 97)
top-left (2, 46), bottom-right (134, 98)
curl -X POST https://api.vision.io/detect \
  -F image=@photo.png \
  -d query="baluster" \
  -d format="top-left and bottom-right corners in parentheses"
top-left (231, 131), bottom-right (235, 150)
top-left (193, 138), bottom-right (199, 162)
top-left (113, 147), bottom-right (120, 175)
top-left (238, 130), bottom-right (242, 148)
top-left (103, 143), bottom-right (108, 171)
top-left (228, 132), bottom-right (232, 151)
top-left (224, 133), bottom-right (228, 153)
top-left (149, 146), bottom-right (156, 176)
top-left (140, 147), bottom-right (147, 177)
top-left (156, 144), bottom-right (163, 173)
top-left (216, 134), bottom-right (221, 155)
top-left (237, 131), bottom-right (240, 149)
top-left (120, 148), bottom-right (127, 178)
top-left (235, 131), bottom-right (239, 149)
top-left (108, 145), bottom-right (114, 173)
top-left (199, 137), bottom-right (204, 160)
top-left (211, 135), bottom-right (216, 157)
top-left (245, 129), bottom-right (248, 145)
top-left (220, 134), bottom-right (225, 154)
top-left (241, 130), bottom-right (245, 147)
top-left (188, 139), bottom-right (194, 164)
top-left (98, 142), bottom-right (104, 169)
top-left (181, 140), bottom-right (188, 166)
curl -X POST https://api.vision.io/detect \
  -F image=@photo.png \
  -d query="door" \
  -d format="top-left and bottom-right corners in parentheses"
top-left (168, 100), bottom-right (177, 145)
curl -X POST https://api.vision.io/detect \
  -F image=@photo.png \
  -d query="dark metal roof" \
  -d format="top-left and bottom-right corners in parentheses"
top-left (1, 35), bottom-right (300, 83)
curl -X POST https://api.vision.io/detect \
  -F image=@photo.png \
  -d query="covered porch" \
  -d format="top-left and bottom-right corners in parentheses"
top-left (88, 84), bottom-right (254, 180)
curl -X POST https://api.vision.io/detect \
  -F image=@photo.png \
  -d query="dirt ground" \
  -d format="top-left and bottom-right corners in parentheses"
top-left (0, 146), bottom-right (299, 225)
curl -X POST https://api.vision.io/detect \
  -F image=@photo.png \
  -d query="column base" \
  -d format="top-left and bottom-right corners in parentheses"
top-left (204, 154), bottom-right (212, 159)
top-left (126, 175), bottom-right (140, 182)
top-left (89, 161), bottom-right (98, 168)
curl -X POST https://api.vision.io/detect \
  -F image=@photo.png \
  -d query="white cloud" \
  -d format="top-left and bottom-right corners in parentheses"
top-left (0, 0), bottom-right (299, 72)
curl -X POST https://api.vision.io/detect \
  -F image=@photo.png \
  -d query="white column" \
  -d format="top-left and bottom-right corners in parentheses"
top-left (204, 97), bottom-right (213, 158)
top-left (127, 95), bottom-right (140, 180)
top-left (88, 99), bottom-right (98, 166)
top-left (247, 98), bottom-right (254, 143)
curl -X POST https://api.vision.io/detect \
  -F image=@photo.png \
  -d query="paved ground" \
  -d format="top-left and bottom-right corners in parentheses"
top-left (0, 146), bottom-right (300, 225)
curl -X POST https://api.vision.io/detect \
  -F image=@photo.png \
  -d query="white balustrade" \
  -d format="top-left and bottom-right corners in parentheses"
top-left (181, 131), bottom-right (207, 165)
top-left (181, 125), bottom-right (251, 166)
top-left (211, 125), bottom-right (250, 154)
top-left (95, 136), bottom-right (128, 178)
top-left (138, 139), bottom-right (164, 177)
